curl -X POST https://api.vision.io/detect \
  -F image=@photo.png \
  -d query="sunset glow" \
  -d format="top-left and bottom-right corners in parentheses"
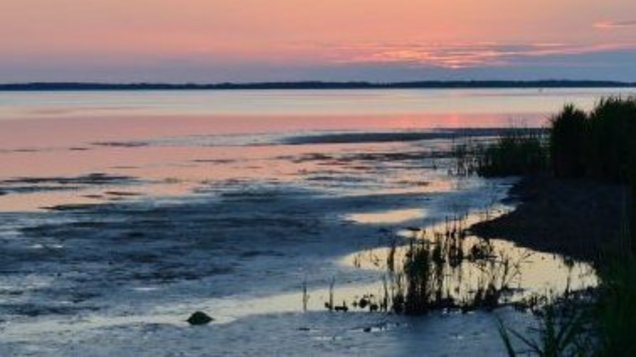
top-left (1, 0), bottom-right (635, 81)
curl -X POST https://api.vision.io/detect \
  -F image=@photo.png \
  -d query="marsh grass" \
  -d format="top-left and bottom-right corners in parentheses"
top-left (596, 234), bottom-right (636, 355)
top-left (550, 97), bottom-right (636, 183)
top-left (453, 97), bottom-right (636, 183)
top-left (550, 105), bottom-right (588, 178)
top-left (495, 98), bottom-right (636, 355)
top-left (452, 129), bottom-right (548, 177)
top-left (498, 301), bottom-right (592, 357)
top-left (385, 215), bottom-right (524, 315)
top-left (597, 258), bottom-right (636, 356)
top-left (477, 131), bottom-right (548, 177)
top-left (497, 279), bottom-right (599, 356)
top-left (302, 279), bottom-right (309, 312)
top-left (546, 97), bottom-right (636, 354)
top-left (327, 213), bottom-right (530, 315)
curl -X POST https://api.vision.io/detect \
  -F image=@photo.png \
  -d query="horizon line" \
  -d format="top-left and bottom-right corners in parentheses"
top-left (1, 79), bottom-right (636, 91)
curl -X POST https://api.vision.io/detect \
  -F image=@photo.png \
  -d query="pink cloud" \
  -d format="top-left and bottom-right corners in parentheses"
top-left (323, 42), bottom-right (636, 69)
top-left (594, 20), bottom-right (636, 30)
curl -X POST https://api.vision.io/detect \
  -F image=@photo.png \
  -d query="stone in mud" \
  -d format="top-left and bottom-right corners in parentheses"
top-left (187, 311), bottom-right (214, 325)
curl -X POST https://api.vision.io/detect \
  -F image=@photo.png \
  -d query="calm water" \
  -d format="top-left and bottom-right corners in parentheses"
top-left (1, 88), bottom-right (633, 119)
top-left (0, 89), bottom-right (620, 356)
top-left (1, 88), bottom-right (634, 212)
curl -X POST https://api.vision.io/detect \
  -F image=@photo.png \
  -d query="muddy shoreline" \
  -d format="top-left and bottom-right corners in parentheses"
top-left (471, 175), bottom-right (627, 263)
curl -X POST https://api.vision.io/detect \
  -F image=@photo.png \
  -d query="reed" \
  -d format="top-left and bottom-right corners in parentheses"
top-left (596, 221), bottom-right (636, 355)
top-left (549, 97), bottom-right (636, 183)
top-left (451, 129), bottom-right (548, 177)
top-left (477, 130), bottom-right (548, 177)
top-left (386, 214), bottom-right (522, 314)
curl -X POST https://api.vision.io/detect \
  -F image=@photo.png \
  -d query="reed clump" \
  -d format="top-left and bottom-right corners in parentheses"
top-left (451, 129), bottom-right (548, 177)
top-left (388, 216), bottom-right (521, 315)
top-left (596, 233), bottom-right (636, 355)
top-left (453, 97), bottom-right (636, 182)
top-left (550, 97), bottom-right (636, 183)
top-left (477, 130), bottom-right (548, 177)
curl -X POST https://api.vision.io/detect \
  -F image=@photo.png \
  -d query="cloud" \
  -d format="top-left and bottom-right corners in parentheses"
top-left (594, 20), bottom-right (636, 30)
top-left (322, 42), bottom-right (636, 69)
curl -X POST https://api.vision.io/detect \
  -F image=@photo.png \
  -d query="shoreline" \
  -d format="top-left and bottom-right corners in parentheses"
top-left (470, 175), bottom-right (627, 263)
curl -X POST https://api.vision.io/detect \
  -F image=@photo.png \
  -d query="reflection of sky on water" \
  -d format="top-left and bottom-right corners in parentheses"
top-left (342, 209), bottom-right (597, 304)
top-left (345, 208), bottom-right (427, 224)
top-left (0, 89), bottom-right (608, 355)
top-left (2, 88), bottom-right (635, 119)
top-left (1, 88), bottom-right (633, 211)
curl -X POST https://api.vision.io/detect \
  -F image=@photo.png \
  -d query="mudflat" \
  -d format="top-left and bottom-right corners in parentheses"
top-left (471, 175), bottom-right (627, 263)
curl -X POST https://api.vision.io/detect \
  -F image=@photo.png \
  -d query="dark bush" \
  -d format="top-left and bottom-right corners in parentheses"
top-left (550, 104), bottom-right (588, 177)
top-left (548, 97), bottom-right (636, 183)
top-left (587, 97), bottom-right (636, 182)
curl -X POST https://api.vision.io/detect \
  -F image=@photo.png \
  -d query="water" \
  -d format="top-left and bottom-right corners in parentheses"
top-left (0, 88), bottom-right (632, 119)
top-left (0, 89), bottom-right (626, 356)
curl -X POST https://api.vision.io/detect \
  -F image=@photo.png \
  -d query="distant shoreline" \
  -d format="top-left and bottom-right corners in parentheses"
top-left (1, 80), bottom-right (636, 91)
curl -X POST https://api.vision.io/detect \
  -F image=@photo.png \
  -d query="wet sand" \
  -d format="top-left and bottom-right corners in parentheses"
top-left (470, 175), bottom-right (627, 263)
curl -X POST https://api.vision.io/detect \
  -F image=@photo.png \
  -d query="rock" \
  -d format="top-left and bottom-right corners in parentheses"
top-left (187, 311), bottom-right (214, 325)
top-left (358, 298), bottom-right (369, 309)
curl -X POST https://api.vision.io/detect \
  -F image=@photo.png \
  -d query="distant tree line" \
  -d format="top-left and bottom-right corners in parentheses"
top-left (0, 80), bottom-right (635, 91)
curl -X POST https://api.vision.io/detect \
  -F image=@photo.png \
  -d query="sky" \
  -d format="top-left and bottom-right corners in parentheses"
top-left (1, 0), bottom-right (635, 83)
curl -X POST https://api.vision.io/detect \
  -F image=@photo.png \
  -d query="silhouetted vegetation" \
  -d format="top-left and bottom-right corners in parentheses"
top-left (491, 97), bottom-right (636, 355)
top-left (452, 129), bottom-right (548, 177)
top-left (499, 230), bottom-right (636, 356)
top-left (550, 97), bottom-right (636, 252)
top-left (327, 213), bottom-right (539, 316)
top-left (596, 250), bottom-right (636, 356)
top-left (550, 105), bottom-right (589, 178)
top-left (477, 131), bottom-right (548, 177)
top-left (454, 97), bottom-right (636, 183)
top-left (550, 97), bottom-right (636, 183)
top-left (350, 215), bottom-right (529, 315)
top-left (498, 295), bottom-right (594, 356)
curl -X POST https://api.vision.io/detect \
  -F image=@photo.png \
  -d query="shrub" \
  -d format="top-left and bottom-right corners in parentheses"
top-left (550, 104), bottom-right (588, 178)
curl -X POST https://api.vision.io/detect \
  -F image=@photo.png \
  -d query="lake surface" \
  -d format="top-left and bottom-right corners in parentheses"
top-left (0, 89), bottom-right (627, 355)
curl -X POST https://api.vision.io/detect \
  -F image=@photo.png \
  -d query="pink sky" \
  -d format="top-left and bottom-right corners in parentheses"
top-left (1, 0), bottom-right (635, 82)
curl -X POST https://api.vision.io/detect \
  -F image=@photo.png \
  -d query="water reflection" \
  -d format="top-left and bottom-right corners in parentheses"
top-left (345, 208), bottom-right (427, 224)
top-left (342, 209), bottom-right (597, 313)
top-left (0, 134), bottom-right (460, 212)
